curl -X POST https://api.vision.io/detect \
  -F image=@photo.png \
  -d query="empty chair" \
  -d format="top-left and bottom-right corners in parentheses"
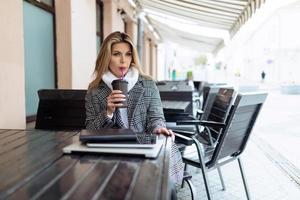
top-left (174, 88), bottom-right (235, 146)
top-left (35, 89), bottom-right (87, 130)
top-left (180, 92), bottom-right (268, 200)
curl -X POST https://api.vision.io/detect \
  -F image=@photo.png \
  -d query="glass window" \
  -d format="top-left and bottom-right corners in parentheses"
top-left (23, 1), bottom-right (56, 116)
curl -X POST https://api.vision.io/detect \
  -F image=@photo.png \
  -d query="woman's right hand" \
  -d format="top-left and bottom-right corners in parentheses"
top-left (106, 90), bottom-right (126, 116)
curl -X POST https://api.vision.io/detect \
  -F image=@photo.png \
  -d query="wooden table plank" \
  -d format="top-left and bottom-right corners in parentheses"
top-left (0, 132), bottom-right (76, 177)
top-left (130, 160), bottom-right (163, 200)
top-left (0, 131), bottom-right (29, 146)
top-left (0, 129), bottom-right (10, 134)
top-left (0, 133), bottom-right (77, 195)
top-left (0, 130), bottom-right (46, 154)
top-left (97, 161), bottom-right (140, 200)
top-left (0, 131), bottom-right (77, 170)
top-left (5, 156), bottom-right (78, 200)
top-left (0, 130), bottom-right (22, 140)
top-left (29, 155), bottom-right (102, 200)
top-left (66, 159), bottom-right (120, 200)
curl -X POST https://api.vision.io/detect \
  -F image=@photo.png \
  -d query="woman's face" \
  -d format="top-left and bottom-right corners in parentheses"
top-left (109, 42), bottom-right (132, 78)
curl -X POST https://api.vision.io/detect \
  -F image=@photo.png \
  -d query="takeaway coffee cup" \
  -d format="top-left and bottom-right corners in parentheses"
top-left (111, 79), bottom-right (128, 107)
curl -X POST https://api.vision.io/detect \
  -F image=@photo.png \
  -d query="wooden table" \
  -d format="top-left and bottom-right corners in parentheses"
top-left (0, 129), bottom-right (172, 200)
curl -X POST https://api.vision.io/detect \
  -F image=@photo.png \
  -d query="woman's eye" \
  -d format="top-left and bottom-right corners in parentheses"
top-left (126, 52), bottom-right (132, 56)
top-left (113, 52), bottom-right (120, 56)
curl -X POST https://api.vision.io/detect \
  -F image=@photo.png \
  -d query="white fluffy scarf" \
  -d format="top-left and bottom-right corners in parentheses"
top-left (102, 67), bottom-right (139, 91)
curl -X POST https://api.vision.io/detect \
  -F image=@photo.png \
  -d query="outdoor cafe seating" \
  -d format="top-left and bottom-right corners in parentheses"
top-left (176, 92), bottom-right (268, 200)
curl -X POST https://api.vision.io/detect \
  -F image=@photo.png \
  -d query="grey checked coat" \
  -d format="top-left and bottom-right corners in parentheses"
top-left (85, 75), bottom-right (166, 133)
top-left (85, 75), bottom-right (183, 183)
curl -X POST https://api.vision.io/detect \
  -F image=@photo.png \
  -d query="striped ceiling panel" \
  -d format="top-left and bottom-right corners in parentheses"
top-left (135, 0), bottom-right (267, 53)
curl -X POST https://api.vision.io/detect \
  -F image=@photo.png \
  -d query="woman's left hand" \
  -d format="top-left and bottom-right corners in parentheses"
top-left (155, 128), bottom-right (175, 140)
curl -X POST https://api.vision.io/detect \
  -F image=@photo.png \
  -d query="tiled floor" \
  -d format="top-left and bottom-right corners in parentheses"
top-left (176, 89), bottom-right (300, 200)
top-left (177, 138), bottom-right (300, 200)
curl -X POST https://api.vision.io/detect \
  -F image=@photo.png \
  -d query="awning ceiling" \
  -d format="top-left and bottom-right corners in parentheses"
top-left (135, 0), bottom-right (267, 54)
top-left (150, 18), bottom-right (224, 54)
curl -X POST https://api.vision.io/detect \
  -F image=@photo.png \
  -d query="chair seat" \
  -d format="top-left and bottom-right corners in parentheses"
top-left (182, 144), bottom-right (214, 166)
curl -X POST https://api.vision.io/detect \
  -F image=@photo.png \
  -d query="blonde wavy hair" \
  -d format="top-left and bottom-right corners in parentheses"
top-left (88, 31), bottom-right (150, 91)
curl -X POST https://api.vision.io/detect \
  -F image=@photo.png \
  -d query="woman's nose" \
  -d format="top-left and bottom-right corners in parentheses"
top-left (120, 55), bottom-right (125, 63)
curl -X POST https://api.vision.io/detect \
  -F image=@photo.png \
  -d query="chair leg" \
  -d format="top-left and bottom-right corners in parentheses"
top-left (184, 177), bottom-right (197, 200)
top-left (193, 136), bottom-right (213, 200)
top-left (200, 163), bottom-right (213, 200)
top-left (237, 158), bottom-right (251, 200)
top-left (181, 163), bottom-right (188, 188)
top-left (217, 166), bottom-right (226, 190)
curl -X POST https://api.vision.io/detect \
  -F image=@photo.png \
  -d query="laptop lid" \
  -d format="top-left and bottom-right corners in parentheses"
top-left (79, 129), bottom-right (156, 144)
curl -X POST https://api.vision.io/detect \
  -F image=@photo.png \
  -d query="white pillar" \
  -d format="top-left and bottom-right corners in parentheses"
top-left (0, 1), bottom-right (26, 129)
top-left (71, 0), bottom-right (97, 89)
top-left (56, 0), bottom-right (97, 89)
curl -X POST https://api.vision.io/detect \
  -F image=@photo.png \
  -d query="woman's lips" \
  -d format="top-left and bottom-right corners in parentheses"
top-left (119, 67), bottom-right (126, 79)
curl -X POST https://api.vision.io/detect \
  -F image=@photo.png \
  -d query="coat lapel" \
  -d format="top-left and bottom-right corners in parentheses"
top-left (127, 79), bottom-right (144, 127)
top-left (98, 81), bottom-right (111, 97)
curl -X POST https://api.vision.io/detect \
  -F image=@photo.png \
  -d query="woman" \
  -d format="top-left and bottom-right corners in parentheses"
top-left (85, 31), bottom-right (183, 183)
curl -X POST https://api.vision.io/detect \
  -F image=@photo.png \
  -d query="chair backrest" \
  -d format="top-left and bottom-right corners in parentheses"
top-left (196, 88), bottom-right (235, 145)
top-left (35, 89), bottom-right (87, 130)
top-left (201, 87), bottom-right (234, 121)
top-left (202, 86), bottom-right (218, 110)
top-left (207, 92), bottom-right (268, 168)
top-left (202, 85), bottom-right (234, 110)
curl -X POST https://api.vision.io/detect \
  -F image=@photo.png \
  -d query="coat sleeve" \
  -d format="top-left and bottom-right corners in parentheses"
top-left (85, 89), bottom-right (115, 129)
top-left (146, 81), bottom-right (166, 134)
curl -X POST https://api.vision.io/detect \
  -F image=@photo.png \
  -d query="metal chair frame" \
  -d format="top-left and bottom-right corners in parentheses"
top-left (180, 92), bottom-right (268, 200)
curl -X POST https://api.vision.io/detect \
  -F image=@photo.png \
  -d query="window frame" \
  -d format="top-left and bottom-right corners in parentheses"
top-left (96, 0), bottom-right (104, 45)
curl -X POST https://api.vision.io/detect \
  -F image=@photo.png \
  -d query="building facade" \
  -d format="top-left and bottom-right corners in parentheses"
top-left (0, 0), bottom-right (160, 129)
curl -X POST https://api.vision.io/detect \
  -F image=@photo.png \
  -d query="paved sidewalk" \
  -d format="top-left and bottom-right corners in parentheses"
top-left (178, 139), bottom-right (300, 200)
top-left (177, 139), bottom-right (300, 200)
top-left (254, 90), bottom-right (300, 172)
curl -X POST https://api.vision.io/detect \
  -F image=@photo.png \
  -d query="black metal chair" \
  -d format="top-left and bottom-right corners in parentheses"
top-left (179, 92), bottom-right (268, 200)
top-left (35, 89), bottom-right (87, 130)
top-left (174, 88), bottom-right (235, 146)
top-left (174, 88), bottom-right (234, 200)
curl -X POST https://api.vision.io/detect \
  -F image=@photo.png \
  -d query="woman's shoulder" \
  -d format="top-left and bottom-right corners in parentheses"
top-left (138, 75), bottom-right (157, 88)
top-left (87, 81), bottom-right (110, 95)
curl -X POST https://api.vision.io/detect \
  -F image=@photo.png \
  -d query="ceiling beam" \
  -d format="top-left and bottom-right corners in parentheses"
top-left (141, 0), bottom-right (239, 20)
top-left (161, 0), bottom-right (241, 15)
top-left (143, 5), bottom-right (233, 29)
top-left (182, 0), bottom-right (245, 10)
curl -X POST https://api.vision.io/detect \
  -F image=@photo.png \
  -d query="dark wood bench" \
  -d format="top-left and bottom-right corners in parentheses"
top-left (35, 89), bottom-right (87, 130)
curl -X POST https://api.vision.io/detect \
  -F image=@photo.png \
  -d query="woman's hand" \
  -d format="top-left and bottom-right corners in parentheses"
top-left (107, 90), bottom-right (126, 116)
top-left (155, 128), bottom-right (175, 140)
top-left (155, 128), bottom-right (175, 141)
